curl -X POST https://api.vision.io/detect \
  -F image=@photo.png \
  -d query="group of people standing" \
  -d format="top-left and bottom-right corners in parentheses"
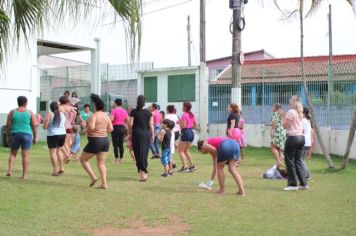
top-left (3, 92), bottom-right (313, 194)
top-left (269, 95), bottom-right (312, 190)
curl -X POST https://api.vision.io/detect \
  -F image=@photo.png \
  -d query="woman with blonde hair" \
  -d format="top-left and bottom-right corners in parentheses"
top-left (280, 95), bottom-right (308, 191)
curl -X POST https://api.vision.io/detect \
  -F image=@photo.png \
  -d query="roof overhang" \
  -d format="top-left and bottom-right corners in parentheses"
top-left (37, 40), bottom-right (93, 56)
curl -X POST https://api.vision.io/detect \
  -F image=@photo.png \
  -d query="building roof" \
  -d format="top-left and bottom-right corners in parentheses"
top-left (138, 66), bottom-right (199, 74)
top-left (211, 54), bottom-right (356, 84)
top-left (206, 49), bottom-right (275, 64)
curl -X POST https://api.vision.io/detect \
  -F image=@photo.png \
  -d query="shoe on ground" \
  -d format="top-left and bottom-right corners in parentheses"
top-left (161, 173), bottom-right (169, 177)
top-left (198, 182), bottom-right (208, 189)
top-left (168, 171), bottom-right (173, 176)
top-left (298, 185), bottom-right (309, 190)
top-left (177, 167), bottom-right (189, 173)
top-left (189, 165), bottom-right (196, 172)
top-left (283, 186), bottom-right (298, 191)
top-left (206, 180), bottom-right (214, 188)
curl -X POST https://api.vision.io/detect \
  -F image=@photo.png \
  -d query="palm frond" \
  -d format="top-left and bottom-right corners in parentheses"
top-left (346, 0), bottom-right (356, 16)
top-left (12, 0), bottom-right (48, 49)
top-left (0, 8), bottom-right (10, 68)
top-left (108, 0), bottom-right (142, 62)
top-left (305, 0), bottom-right (322, 18)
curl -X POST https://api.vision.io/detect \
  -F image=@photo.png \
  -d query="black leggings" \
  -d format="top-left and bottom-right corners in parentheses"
top-left (284, 135), bottom-right (307, 187)
top-left (111, 125), bottom-right (126, 159)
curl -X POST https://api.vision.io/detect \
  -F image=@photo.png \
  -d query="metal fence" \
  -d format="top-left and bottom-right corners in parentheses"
top-left (209, 63), bottom-right (356, 130)
top-left (39, 61), bottom-right (153, 111)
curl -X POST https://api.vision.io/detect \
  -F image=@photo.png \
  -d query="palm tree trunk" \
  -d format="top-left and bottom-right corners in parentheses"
top-left (299, 1), bottom-right (335, 168)
top-left (341, 105), bottom-right (356, 169)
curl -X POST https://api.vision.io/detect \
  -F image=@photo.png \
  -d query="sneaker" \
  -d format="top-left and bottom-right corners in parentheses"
top-left (189, 165), bottom-right (196, 172)
top-left (178, 166), bottom-right (189, 172)
top-left (168, 171), bottom-right (174, 176)
top-left (283, 186), bottom-right (298, 191)
top-left (206, 180), bottom-right (214, 188)
top-left (151, 155), bottom-right (160, 159)
top-left (161, 173), bottom-right (169, 177)
top-left (298, 185), bottom-right (309, 190)
top-left (198, 182), bottom-right (208, 189)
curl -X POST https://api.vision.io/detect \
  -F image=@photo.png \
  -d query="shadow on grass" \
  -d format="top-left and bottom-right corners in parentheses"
top-left (0, 176), bottom-right (85, 189)
top-left (317, 167), bottom-right (345, 174)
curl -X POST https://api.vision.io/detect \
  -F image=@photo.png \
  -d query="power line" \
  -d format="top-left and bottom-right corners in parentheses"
top-left (102, 0), bottom-right (193, 26)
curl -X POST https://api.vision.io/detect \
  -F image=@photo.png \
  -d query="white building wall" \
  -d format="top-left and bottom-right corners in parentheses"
top-left (139, 67), bottom-right (200, 119)
top-left (0, 39), bottom-right (38, 114)
top-left (208, 124), bottom-right (356, 159)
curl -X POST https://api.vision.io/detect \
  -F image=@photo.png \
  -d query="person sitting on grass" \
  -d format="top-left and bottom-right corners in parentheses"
top-left (198, 137), bottom-right (245, 196)
top-left (157, 119), bottom-right (175, 177)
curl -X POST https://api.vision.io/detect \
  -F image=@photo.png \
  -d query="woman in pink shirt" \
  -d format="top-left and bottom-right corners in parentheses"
top-left (280, 95), bottom-right (308, 191)
top-left (110, 98), bottom-right (129, 163)
top-left (177, 102), bottom-right (197, 172)
top-left (198, 137), bottom-right (245, 196)
top-left (149, 103), bottom-right (161, 159)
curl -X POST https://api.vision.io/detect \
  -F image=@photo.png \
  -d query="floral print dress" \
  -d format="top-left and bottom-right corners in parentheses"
top-left (271, 112), bottom-right (286, 150)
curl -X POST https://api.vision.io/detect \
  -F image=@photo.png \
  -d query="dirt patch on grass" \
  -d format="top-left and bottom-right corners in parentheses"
top-left (91, 217), bottom-right (191, 236)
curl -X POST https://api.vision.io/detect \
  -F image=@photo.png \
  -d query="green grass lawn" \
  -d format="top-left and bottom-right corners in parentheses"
top-left (0, 139), bottom-right (355, 236)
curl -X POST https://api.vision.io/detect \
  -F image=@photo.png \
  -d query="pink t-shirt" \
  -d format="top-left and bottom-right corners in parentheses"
top-left (285, 109), bottom-right (303, 136)
top-left (153, 110), bottom-right (161, 125)
top-left (181, 112), bottom-right (195, 129)
top-left (111, 107), bottom-right (128, 126)
top-left (207, 137), bottom-right (228, 149)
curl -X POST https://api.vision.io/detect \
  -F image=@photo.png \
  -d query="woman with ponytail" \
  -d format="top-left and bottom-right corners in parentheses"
top-left (43, 102), bottom-right (66, 176)
top-left (226, 103), bottom-right (240, 141)
top-left (280, 95), bottom-right (308, 191)
top-left (177, 101), bottom-right (197, 172)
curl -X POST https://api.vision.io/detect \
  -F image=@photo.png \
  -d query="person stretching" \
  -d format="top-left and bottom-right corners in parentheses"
top-left (198, 137), bottom-right (245, 196)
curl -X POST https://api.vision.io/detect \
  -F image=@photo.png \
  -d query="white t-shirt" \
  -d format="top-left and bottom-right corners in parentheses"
top-left (302, 118), bottom-right (311, 147)
top-left (165, 113), bottom-right (180, 133)
top-left (170, 131), bottom-right (175, 154)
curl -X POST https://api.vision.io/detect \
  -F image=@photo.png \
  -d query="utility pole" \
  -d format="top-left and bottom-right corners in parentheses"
top-left (230, 0), bottom-right (244, 108)
top-left (187, 15), bottom-right (192, 67)
top-left (327, 4), bottom-right (333, 128)
top-left (199, 0), bottom-right (208, 139)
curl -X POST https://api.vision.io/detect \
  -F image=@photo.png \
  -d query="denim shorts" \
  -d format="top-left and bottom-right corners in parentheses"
top-left (161, 149), bottom-right (171, 166)
top-left (154, 125), bottom-right (161, 136)
top-left (10, 133), bottom-right (33, 151)
top-left (217, 139), bottom-right (240, 163)
top-left (180, 128), bottom-right (194, 143)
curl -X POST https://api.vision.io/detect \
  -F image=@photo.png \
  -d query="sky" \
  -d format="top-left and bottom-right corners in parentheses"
top-left (55, 0), bottom-right (356, 68)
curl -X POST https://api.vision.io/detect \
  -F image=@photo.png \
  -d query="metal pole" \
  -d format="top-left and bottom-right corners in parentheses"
top-left (199, 0), bottom-right (208, 139)
top-left (231, 1), bottom-right (242, 108)
top-left (327, 4), bottom-right (333, 128)
top-left (187, 15), bottom-right (192, 67)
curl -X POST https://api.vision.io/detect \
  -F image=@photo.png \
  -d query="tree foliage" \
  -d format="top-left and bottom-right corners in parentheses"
top-left (0, 0), bottom-right (142, 66)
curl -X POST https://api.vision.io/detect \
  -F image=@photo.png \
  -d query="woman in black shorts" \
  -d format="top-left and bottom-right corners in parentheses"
top-left (43, 102), bottom-right (66, 176)
top-left (80, 94), bottom-right (113, 189)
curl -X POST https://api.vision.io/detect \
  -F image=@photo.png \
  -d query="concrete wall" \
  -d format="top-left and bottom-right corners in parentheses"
top-left (138, 67), bottom-right (200, 119)
top-left (208, 123), bottom-right (356, 159)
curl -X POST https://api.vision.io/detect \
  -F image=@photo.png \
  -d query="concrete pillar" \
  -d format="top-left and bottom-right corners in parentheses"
top-left (91, 38), bottom-right (101, 95)
top-left (199, 63), bottom-right (208, 139)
